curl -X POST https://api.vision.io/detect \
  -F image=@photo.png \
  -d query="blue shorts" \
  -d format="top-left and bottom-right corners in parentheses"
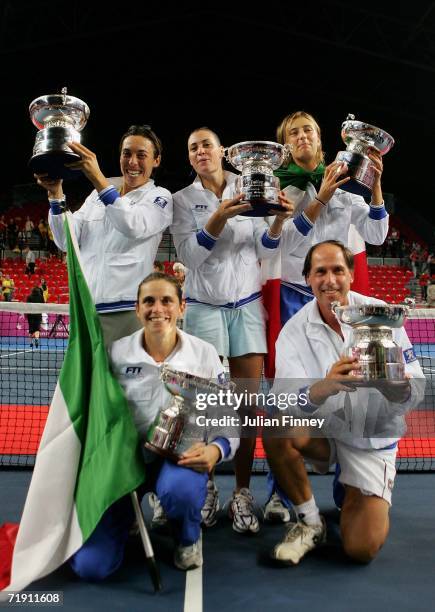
top-left (183, 298), bottom-right (267, 358)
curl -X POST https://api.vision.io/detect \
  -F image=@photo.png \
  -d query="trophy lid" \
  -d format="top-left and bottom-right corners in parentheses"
top-left (29, 91), bottom-right (90, 131)
top-left (332, 302), bottom-right (407, 328)
top-left (341, 114), bottom-right (394, 155)
top-left (225, 141), bottom-right (286, 171)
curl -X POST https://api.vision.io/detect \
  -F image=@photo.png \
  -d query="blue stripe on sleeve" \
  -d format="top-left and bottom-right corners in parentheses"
top-left (210, 437), bottom-right (231, 460)
top-left (196, 229), bottom-right (217, 250)
top-left (98, 186), bottom-right (120, 206)
top-left (298, 386), bottom-right (319, 413)
top-left (368, 204), bottom-right (387, 220)
top-left (49, 200), bottom-right (64, 215)
top-left (261, 230), bottom-right (281, 249)
top-left (293, 212), bottom-right (313, 236)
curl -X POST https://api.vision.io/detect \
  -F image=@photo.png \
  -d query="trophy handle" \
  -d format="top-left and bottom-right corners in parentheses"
top-left (330, 300), bottom-right (341, 313)
top-left (281, 143), bottom-right (292, 164)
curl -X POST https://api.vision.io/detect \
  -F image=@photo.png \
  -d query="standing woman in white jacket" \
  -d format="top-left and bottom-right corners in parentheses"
top-left (275, 111), bottom-right (388, 325)
top-left (34, 125), bottom-right (173, 345)
top-left (170, 127), bottom-right (294, 534)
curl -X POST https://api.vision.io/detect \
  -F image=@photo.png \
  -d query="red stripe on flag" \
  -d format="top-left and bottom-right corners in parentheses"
top-left (348, 224), bottom-right (370, 296)
top-left (262, 278), bottom-right (281, 379)
top-left (351, 250), bottom-right (370, 296)
top-left (0, 523), bottom-right (19, 590)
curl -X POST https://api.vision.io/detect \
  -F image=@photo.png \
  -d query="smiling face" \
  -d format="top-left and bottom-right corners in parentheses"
top-left (120, 135), bottom-right (160, 194)
top-left (306, 243), bottom-right (354, 313)
top-left (136, 279), bottom-right (183, 339)
top-left (188, 129), bottom-right (224, 179)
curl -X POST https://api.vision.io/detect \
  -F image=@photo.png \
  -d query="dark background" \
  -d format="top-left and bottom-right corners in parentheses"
top-left (1, 0), bottom-right (434, 230)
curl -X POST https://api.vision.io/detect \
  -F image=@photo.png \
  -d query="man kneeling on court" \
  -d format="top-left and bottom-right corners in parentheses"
top-left (264, 240), bottom-right (424, 565)
top-left (70, 273), bottom-right (238, 576)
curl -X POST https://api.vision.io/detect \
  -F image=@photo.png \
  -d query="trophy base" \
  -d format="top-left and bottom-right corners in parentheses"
top-left (349, 360), bottom-right (405, 383)
top-left (239, 199), bottom-right (287, 217)
top-left (29, 151), bottom-right (82, 180)
top-left (335, 150), bottom-right (374, 200)
top-left (144, 440), bottom-right (181, 462)
top-left (349, 377), bottom-right (408, 388)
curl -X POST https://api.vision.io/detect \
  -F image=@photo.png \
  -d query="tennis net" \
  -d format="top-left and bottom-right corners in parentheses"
top-left (0, 302), bottom-right (68, 467)
top-left (0, 303), bottom-right (434, 471)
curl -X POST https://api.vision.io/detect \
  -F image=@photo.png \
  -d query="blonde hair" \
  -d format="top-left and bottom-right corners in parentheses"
top-left (276, 111), bottom-right (325, 166)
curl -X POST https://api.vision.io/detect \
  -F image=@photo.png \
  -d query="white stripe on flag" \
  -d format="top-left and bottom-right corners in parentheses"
top-left (5, 384), bottom-right (83, 593)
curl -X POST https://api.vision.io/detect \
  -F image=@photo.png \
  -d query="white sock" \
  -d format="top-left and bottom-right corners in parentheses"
top-left (294, 496), bottom-right (321, 526)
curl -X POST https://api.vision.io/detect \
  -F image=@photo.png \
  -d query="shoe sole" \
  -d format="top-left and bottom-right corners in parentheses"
top-left (174, 561), bottom-right (203, 571)
top-left (270, 552), bottom-right (300, 566)
top-left (271, 530), bottom-right (327, 565)
top-left (264, 512), bottom-right (291, 524)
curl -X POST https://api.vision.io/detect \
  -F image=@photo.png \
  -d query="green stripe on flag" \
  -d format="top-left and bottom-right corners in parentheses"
top-left (59, 215), bottom-right (146, 540)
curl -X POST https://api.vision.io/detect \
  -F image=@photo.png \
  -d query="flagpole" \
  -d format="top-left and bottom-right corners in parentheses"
top-left (130, 491), bottom-right (162, 592)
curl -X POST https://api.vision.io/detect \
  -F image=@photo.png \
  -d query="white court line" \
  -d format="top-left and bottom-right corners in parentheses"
top-left (184, 541), bottom-right (203, 612)
top-left (0, 350), bottom-right (33, 358)
top-left (0, 367), bottom-right (60, 372)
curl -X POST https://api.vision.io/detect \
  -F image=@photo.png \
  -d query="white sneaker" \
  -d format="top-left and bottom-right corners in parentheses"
top-left (148, 493), bottom-right (168, 529)
top-left (174, 533), bottom-right (203, 571)
top-left (264, 493), bottom-right (292, 523)
top-left (201, 480), bottom-right (220, 527)
top-left (228, 488), bottom-right (260, 534)
top-left (272, 518), bottom-right (326, 565)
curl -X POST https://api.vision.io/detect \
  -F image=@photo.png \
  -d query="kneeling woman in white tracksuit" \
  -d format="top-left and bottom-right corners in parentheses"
top-left (70, 273), bottom-right (237, 575)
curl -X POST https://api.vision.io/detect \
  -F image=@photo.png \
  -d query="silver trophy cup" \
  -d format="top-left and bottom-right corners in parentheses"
top-left (332, 303), bottom-right (407, 381)
top-left (225, 141), bottom-right (288, 216)
top-left (29, 87), bottom-right (90, 179)
top-left (335, 114), bottom-right (394, 199)
top-left (144, 365), bottom-right (233, 461)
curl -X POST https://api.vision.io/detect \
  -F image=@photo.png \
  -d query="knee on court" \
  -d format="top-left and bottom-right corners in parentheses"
top-left (69, 546), bottom-right (123, 581)
top-left (342, 533), bottom-right (384, 564)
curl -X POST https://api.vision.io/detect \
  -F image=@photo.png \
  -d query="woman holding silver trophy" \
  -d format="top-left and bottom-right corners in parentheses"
top-left (275, 110), bottom-right (389, 325)
top-left (169, 127), bottom-right (297, 535)
top-left (34, 124), bottom-right (173, 345)
top-left (69, 272), bottom-right (237, 575)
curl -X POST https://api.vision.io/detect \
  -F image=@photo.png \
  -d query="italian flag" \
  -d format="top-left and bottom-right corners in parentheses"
top-left (0, 213), bottom-right (146, 594)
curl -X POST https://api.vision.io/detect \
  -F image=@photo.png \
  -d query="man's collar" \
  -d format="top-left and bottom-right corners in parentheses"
top-left (307, 292), bottom-right (354, 328)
